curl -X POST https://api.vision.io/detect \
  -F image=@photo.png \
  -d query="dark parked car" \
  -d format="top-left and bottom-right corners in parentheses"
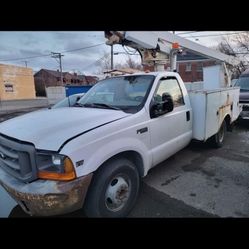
top-left (235, 69), bottom-right (249, 120)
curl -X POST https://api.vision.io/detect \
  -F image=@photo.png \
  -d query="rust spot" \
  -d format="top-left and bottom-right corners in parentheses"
top-left (2, 173), bottom-right (93, 216)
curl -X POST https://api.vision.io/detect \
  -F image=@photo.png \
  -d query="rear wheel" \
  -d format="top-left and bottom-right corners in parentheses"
top-left (210, 120), bottom-right (226, 148)
top-left (84, 158), bottom-right (140, 217)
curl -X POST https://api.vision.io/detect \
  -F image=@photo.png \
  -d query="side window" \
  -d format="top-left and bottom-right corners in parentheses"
top-left (154, 77), bottom-right (184, 107)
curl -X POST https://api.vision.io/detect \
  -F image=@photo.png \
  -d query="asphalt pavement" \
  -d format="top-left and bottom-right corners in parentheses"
top-left (0, 109), bottom-right (249, 218)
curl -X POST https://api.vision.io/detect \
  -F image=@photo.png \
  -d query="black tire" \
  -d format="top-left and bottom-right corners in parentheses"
top-left (210, 120), bottom-right (226, 148)
top-left (84, 158), bottom-right (140, 217)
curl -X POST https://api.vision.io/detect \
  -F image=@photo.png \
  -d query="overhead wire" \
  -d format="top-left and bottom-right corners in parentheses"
top-left (180, 31), bottom-right (247, 38)
top-left (0, 43), bottom-right (105, 62)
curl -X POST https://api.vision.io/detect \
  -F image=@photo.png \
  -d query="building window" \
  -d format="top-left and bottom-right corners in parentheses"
top-left (197, 62), bottom-right (203, 72)
top-left (185, 63), bottom-right (191, 72)
top-left (5, 84), bottom-right (14, 92)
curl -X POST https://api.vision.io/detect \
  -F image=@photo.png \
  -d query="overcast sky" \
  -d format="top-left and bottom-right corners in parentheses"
top-left (0, 31), bottom-right (239, 75)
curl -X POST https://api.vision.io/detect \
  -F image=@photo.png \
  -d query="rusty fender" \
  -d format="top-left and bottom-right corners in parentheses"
top-left (0, 167), bottom-right (93, 216)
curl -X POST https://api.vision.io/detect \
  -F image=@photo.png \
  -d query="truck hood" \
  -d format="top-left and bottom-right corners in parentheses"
top-left (0, 107), bottom-right (130, 151)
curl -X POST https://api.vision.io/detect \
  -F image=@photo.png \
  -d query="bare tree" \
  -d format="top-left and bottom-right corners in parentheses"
top-left (95, 53), bottom-right (143, 74)
top-left (236, 32), bottom-right (249, 53)
top-left (96, 52), bottom-right (111, 72)
top-left (217, 32), bottom-right (249, 78)
top-left (125, 56), bottom-right (143, 70)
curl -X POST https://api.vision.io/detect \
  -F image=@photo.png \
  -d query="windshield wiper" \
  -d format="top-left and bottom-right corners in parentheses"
top-left (81, 102), bottom-right (121, 110)
top-left (73, 102), bottom-right (85, 107)
top-left (91, 103), bottom-right (121, 110)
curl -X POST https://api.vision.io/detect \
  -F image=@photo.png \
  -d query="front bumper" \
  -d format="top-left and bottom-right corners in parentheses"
top-left (0, 167), bottom-right (93, 216)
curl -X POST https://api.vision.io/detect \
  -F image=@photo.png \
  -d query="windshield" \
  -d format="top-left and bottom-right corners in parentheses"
top-left (235, 75), bottom-right (249, 91)
top-left (78, 75), bottom-right (155, 113)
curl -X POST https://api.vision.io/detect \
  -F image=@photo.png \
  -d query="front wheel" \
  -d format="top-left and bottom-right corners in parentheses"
top-left (84, 158), bottom-right (140, 217)
top-left (210, 120), bottom-right (226, 148)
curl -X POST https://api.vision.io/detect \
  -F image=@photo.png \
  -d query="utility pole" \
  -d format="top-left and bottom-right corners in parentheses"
top-left (51, 52), bottom-right (64, 85)
top-left (111, 45), bottom-right (113, 70)
top-left (22, 61), bottom-right (28, 67)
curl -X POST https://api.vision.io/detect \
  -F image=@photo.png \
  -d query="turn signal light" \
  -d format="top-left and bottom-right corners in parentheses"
top-left (38, 157), bottom-right (76, 181)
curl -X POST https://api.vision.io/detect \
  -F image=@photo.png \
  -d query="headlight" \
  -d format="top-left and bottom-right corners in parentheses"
top-left (52, 155), bottom-right (64, 165)
top-left (36, 152), bottom-right (76, 181)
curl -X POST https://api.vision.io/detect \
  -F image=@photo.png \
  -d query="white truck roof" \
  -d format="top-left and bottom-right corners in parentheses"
top-left (111, 71), bottom-right (179, 78)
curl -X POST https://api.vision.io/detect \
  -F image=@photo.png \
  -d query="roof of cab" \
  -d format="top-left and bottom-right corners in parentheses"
top-left (109, 71), bottom-right (179, 78)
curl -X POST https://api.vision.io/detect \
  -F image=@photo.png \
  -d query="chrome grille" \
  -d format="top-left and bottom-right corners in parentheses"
top-left (0, 144), bottom-right (20, 170)
top-left (0, 134), bottom-right (37, 182)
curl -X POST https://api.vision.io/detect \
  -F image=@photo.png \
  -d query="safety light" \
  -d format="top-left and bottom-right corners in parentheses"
top-left (172, 42), bottom-right (179, 49)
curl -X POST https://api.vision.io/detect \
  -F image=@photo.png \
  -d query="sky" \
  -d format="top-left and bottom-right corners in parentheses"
top-left (0, 31), bottom-right (242, 75)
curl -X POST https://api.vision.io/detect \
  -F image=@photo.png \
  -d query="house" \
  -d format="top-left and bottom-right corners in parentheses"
top-left (0, 64), bottom-right (36, 101)
top-left (144, 51), bottom-right (217, 83)
top-left (103, 68), bottom-right (143, 77)
top-left (34, 69), bottom-right (98, 96)
top-left (78, 75), bottom-right (99, 85)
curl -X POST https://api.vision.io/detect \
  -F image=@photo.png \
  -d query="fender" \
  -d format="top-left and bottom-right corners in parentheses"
top-left (61, 136), bottom-right (152, 177)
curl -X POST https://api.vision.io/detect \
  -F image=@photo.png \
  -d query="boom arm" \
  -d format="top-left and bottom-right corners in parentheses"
top-left (105, 31), bottom-right (240, 70)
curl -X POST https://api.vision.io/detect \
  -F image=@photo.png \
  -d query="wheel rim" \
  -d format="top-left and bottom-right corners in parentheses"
top-left (218, 123), bottom-right (225, 143)
top-left (105, 175), bottom-right (131, 212)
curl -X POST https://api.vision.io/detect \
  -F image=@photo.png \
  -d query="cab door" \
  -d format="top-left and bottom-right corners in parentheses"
top-left (149, 76), bottom-right (192, 166)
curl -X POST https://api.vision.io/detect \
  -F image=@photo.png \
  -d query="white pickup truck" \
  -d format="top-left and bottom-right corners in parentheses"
top-left (0, 72), bottom-right (240, 217)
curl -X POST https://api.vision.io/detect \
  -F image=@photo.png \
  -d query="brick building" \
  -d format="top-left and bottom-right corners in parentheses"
top-left (144, 51), bottom-right (217, 83)
top-left (0, 64), bottom-right (35, 101)
top-left (34, 69), bottom-right (98, 96)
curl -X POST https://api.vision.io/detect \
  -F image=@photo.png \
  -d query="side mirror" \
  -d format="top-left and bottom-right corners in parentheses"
top-left (162, 92), bottom-right (174, 112)
top-left (150, 92), bottom-right (174, 118)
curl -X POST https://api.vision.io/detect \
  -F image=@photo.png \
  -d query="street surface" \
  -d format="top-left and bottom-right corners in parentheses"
top-left (0, 109), bottom-right (249, 217)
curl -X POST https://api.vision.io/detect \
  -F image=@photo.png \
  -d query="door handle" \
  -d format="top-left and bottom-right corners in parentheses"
top-left (186, 111), bottom-right (190, 121)
top-left (137, 127), bottom-right (148, 134)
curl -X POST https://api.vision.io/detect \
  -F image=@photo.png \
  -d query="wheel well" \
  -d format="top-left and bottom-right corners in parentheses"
top-left (224, 115), bottom-right (232, 131)
top-left (101, 151), bottom-right (144, 177)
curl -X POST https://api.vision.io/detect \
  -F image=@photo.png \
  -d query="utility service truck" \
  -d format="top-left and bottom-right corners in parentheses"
top-left (0, 32), bottom-right (241, 217)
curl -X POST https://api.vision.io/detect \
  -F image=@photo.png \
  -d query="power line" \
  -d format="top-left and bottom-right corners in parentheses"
top-left (0, 53), bottom-right (51, 62)
top-left (182, 32), bottom-right (247, 38)
top-left (81, 54), bottom-right (109, 70)
top-left (0, 43), bottom-right (105, 62)
top-left (61, 43), bottom-right (105, 53)
top-left (123, 46), bottom-right (139, 55)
